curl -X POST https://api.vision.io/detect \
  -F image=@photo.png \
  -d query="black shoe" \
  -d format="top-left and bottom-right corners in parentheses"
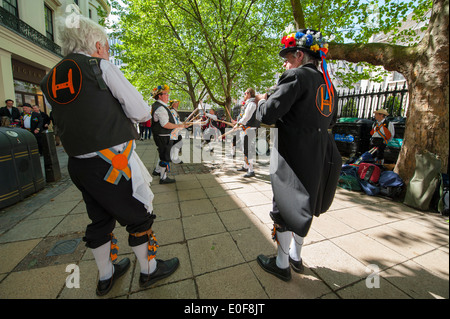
top-left (139, 258), bottom-right (180, 288)
top-left (237, 167), bottom-right (247, 172)
top-left (152, 169), bottom-right (160, 176)
top-left (243, 171), bottom-right (255, 178)
top-left (160, 177), bottom-right (175, 184)
top-left (96, 258), bottom-right (131, 296)
top-left (256, 255), bottom-right (291, 281)
top-left (289, 257), bottom-right (305, 273)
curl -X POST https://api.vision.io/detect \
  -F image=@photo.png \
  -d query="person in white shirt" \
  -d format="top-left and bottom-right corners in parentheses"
top-left (232, 88), bottom-right (259, 177)
top-left (370, 109), bottom-right (395, 165)
top-left (151, 86), bottom-right (187, 183)
top-left (40, 16), bottom-right (179, 296)
top-left (169, 100), bottom-right (184, 163)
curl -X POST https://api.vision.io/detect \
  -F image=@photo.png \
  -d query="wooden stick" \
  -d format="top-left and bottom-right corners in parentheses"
top-left (183, 108), bottom-right (199, 124)
top-left (216, 119), bottom-right (234, 127)
top-left (217, 125), bottom-right (241, 140)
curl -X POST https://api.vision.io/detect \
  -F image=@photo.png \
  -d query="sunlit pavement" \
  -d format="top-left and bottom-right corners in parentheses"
top-left (0, 137), bottom-right (448, 299)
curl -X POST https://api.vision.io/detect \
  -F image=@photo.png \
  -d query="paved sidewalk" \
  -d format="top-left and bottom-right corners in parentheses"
top-left (0, 138), bottom-right (448, 299)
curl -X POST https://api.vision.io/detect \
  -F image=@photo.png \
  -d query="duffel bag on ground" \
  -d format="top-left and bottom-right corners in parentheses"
top-left (358, 163), bottom-right (381, 184)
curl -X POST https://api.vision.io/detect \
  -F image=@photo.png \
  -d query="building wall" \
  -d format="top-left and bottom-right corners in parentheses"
top-left (0, 0), bottom-right (109, 112)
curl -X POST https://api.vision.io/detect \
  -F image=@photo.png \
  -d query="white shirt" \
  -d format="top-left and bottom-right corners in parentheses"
top-left (73, 52), bottom-right (154, 213)
top-left (373, 118), bottom-right (395, 142)
top-left (23, 113), bottom-right (31, 129)
top-left (238, 98), bottom-right (257, 126)
top-left (153, 100), bottom-right (170, 127)
top-left (170, 108), bottom-right (181, 124)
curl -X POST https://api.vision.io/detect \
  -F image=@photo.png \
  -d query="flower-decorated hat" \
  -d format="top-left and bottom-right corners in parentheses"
top-left (279, 25), bottom-right (329, 58)
top-left (280, 25), bottom-right (334, 101)
top-left (152, 84), bottom-right (170, 99)
top-left (169, 99), bottom-right (180, 108)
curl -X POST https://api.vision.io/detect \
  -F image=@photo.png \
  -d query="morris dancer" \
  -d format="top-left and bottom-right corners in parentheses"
top-left (40, 16), bottom-right (179, 295)
top-left (255, 27), bottom-right (342, 281)
top-left (169, 99), bottom-right (184, 164)
top-left (233, 88), bottom-right (260, 178)
top-left (151, 86), bottom-right (188, 183)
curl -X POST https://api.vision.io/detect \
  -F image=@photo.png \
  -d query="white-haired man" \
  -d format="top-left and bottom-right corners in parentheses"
top-left (40, 15), bottom-right (179, 296)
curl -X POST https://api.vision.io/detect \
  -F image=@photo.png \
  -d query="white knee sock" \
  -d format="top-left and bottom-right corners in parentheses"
top-left (131, 242), bottom-right (157, 275)
top-left (289, 233), bottom-right (304, 262)
top-left (160, 167), bottom-right (167, 180)
top-left (275, 231), bottom-right (292, 269)
top-left (91, 241), bottom-right (114, 281)
top-left (248, 162), bottom-right (254, 173)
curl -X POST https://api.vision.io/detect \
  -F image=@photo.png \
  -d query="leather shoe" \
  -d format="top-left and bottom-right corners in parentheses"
top-left (243, 171), bottom-right (255, 178)
top-left (289, 257), bottom-right (305, 273)
top-left (237, 166), bottom-right (247, 172)
top-left (256, 254), bottom-right (291, 281)
top-left (96, 258), bottom-right (131, 296)
top-left (152, 169), bottom-right (160, 176)
top-left (139, 258), bottom-right (180, 288)
top-left (160, 177), bottom-right (175, 184)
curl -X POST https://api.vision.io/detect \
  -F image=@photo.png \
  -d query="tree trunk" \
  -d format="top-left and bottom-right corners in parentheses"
top-left (327, 0), bottom-right (449, 183)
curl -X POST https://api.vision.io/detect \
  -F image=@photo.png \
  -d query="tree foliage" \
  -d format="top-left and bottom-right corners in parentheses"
top-left (109, 0), bottom-right (292, 112)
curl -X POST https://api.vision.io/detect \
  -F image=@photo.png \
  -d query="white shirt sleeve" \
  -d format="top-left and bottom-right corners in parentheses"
top-left (205, 113), bottom-right (218, 121)
top-left (100, 60), bottom-right (151, 123)
top-left (388, 121), bottom-right (395, 142)
top-left (154, 107), bottom-right (170, 127)
top-left (238, 101), bottom-right (256, 125)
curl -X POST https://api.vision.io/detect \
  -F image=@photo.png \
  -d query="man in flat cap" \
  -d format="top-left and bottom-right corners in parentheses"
top-left (370, 108), bottom-right (395, 165)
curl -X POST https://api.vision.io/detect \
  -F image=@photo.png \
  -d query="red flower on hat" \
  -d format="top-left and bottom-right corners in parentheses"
top-left (281, 36), bottom-right (287, 45)
top-left (285, 36), bottom-right (296, 48)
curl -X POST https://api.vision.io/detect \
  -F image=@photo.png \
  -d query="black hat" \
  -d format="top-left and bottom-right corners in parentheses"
top-left (279, 26), bottom-right (328, 58)
top-left (22, 103), bottom-right (32, 108)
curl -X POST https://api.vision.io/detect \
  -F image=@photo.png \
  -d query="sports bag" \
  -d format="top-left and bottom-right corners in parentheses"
top-left (358, 163), bottom-right (381, 184)
top-left (404, 152), bottom-right (441, 210)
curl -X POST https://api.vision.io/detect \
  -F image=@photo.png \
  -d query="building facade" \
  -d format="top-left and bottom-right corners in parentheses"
top-left (0, 0), bottom-right (110, 114)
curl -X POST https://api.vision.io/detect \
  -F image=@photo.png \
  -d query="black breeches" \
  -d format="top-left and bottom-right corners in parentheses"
top-left (68, 157), bottom-right (155, 249)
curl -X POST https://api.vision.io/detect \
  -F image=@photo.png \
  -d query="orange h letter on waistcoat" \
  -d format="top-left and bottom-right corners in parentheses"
top-left (320, 86), bottom-right (333, 113)
top-left (52, 68), bottom-right (75, 98)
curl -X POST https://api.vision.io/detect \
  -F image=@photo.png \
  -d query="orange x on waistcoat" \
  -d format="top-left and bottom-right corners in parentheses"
top-left (96, 140), bottom-right (134, 185)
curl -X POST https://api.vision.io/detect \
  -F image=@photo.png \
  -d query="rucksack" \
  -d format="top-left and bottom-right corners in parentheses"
top-left (338, 165), bottom-right (361, 191)
top-left (359, 180), bottom-right (380, 196)
top-left (378, 171), bottom-right (404, 200)
top-left (379, 171), bottom-right (404, 188)
top-left (358, 163), bottom-right (381, 184)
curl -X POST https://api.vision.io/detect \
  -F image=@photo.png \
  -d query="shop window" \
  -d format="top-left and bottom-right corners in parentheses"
top-left (44, 4), bottom-right (54, 41)
top-left (3, 0), bottom-right (19, 17)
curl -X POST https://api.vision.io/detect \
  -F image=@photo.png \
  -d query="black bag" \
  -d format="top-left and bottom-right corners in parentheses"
top-left (438, 174), bottom-right (449, 216)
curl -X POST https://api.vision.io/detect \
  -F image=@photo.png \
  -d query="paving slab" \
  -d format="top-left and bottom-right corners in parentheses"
top-left (196, 263), bottom-right (268, 299)
top-left (0, 138), bottom-right (447, 301)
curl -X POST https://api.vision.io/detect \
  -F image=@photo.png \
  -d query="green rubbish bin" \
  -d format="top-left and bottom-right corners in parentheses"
top-left (0, 127), bottom-right (45, 209)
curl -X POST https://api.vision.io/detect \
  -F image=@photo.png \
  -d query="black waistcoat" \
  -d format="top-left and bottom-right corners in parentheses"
top-left (40, 53), bottom-right (139, 156)
top-left (151, 101), bottom-right (175, 136)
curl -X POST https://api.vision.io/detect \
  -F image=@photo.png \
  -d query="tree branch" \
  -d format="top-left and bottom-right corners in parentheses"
top-left (290, 0), bottom-right (305, 29)
top-left (328, 42), bottom-right (417, 74)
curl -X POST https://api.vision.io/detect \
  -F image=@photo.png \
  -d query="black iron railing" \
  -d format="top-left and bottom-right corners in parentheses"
top-left (337, 83), bottom-right (409, 119)
top-left (0, 6), bottom-right (62, 57)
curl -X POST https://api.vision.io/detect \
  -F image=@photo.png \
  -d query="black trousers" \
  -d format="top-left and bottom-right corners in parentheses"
top-left (370, 137), bottom-right (387, 160)
top-left (68, 156), bottom-right (155, 249)
top-left (153, 135), bottom-right (174, 163)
